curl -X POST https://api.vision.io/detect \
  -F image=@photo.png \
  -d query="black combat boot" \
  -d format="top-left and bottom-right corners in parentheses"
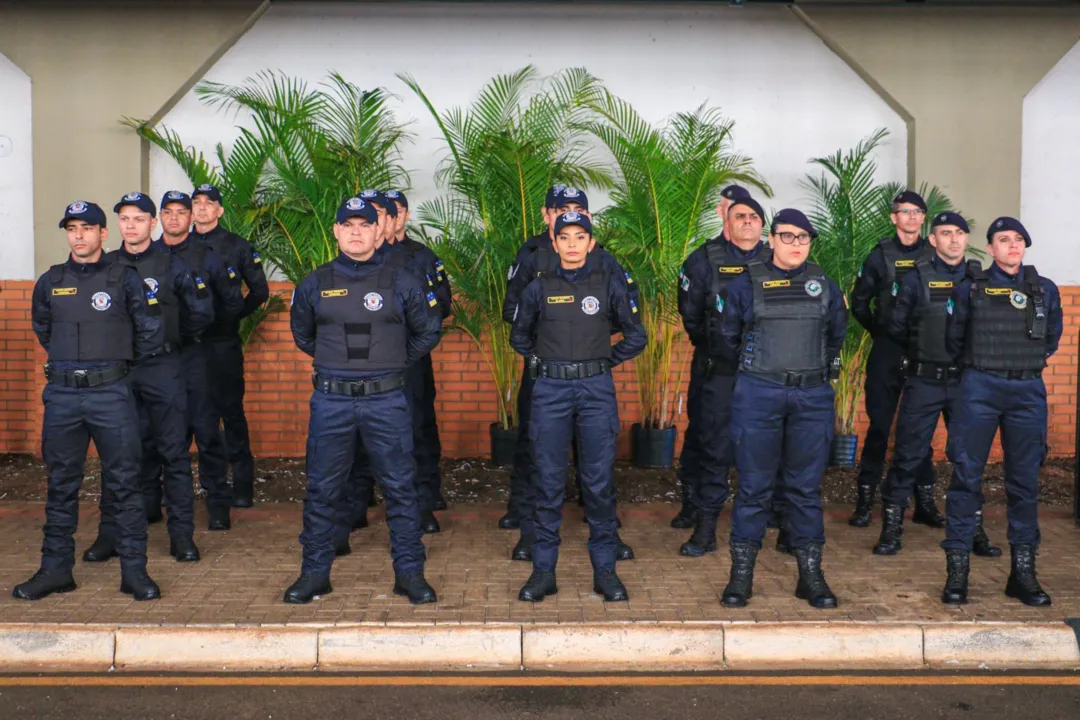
top-left (145, 488), bottom-right (164, 525)
top-left (1005, 544), bottom-right (1051, 606)
top-left (231, 481), bottom-right (254, 509)
top-left (284, 574), bottom-right (332, 604)
top-left (794, 544), bottom-right (837, 609)
top-left (12, 568), bottom-right (77, 601)
top-left (421, 510), bottom-right (441, 534)
top-left (353, 512), bottom-right (369, 530)
top-left (334, 538), bottom-right (352, 557)
top-left (393, 573), bottom-right (437, 605)
top-left (972, 510), bottom-right (1002, 558)
top-left (512, 534), bottom-right (533, 562)
top-left (721, 543), bottom-right (758, 607)
top-left (941, 550), bottom-right (969, 604)
top-left (82, 534), bottom-right (118, 563)
top-left (120, 570), bottom-right (161, 601)
top-left (207, 504), bottom-right (231, 531)
top-left (680, 513), bottom-right (718, 557)
top-left (593, 570), bottom-right (629, 601)
top-left (518, 570), bottom-right (558, 602)
top-left (670, 483), bottom-right (698, 529)
top-left (434, 493), bottom-right (448, 511)
top-left (848, 484), bottom-right (876, 527)
top-left (873, 504), bottom-right (905, 555)
top-left (146, 505), bottom-right (164, 525)
top-left (775, 527), bottom-right (794, 555)
top-left (911, 485), bottom-right (946, 528)
top-left (498, 512), bottom-right (520, 530)
top-left (615, 535), bottom-right (635, 561)
top-left (169, 537), bottom-right (201, 562)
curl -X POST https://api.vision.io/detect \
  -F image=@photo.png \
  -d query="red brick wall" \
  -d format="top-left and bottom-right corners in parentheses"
top-left (2, 279), bottom-right (1077, 462)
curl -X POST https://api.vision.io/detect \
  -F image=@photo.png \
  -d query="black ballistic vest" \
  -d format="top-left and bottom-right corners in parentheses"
top-left (534, 244), bottom-right (560, 278)
top-left (198, 232), bottom-right (243, 339)
top-left (876, 237), bottom-right (930, 328)
top-left (47, 263), bottom-right (133, 363)
top-left (965, 266), bottom-right (1048, 373)
top-left (313, 263), bottom-right (408, 372)
top-left (740, 262), bottom-right (830, 378)
top-left (535, 270), bottom-right (612, 363)
top-left (907, 258), bottom-right (978, 365)
top-left (111, 248), bottom-right (181, 347)
top-left (704, 241), bottom-right (769, 360)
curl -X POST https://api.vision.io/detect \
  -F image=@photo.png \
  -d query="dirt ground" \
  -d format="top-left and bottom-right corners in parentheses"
top-left (0, 454), bottom-right (1075, 508)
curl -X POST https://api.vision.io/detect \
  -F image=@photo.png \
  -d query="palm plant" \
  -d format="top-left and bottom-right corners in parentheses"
top-left (803, 128), bottom-right (968, 434)
top-left (587, 93), bottom-right (769, 430)
top-left (402, 66), bottom-right (610, 430)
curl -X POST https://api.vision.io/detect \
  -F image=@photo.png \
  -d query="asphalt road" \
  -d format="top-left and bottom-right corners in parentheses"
top-left (2, 675), bottom-right (1080, 720)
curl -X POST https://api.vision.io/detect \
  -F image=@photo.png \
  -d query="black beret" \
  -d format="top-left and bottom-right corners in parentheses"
top-left (771, 208), bottom-right (817, 239)
top-left (931, 211), bottom-right (970, 234)
top-left (729, 197), bottom-right (765, 221)
top-left (893, 190), bottom-right (927, 212)
top-left (987, 216), bottom-right (1031, 247)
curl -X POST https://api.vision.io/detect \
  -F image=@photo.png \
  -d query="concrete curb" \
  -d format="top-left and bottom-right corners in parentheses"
top-left (1, 622), bottom-right (1078, 672)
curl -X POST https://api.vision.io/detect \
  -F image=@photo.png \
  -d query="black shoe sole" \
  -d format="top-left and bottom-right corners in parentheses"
top-left (680, 544), bottom-right (717, 557)
top-left (594, 588), bottom-right (628, 601)
top-left (511, 552), bottom-right (532, 562)
top-left (941, 593), bottom-right (968, 604)
top-left (721, 596), bottom-right (749, 608)
top-left (422, 526), bottom-right (441, 535)
top-left (284, 586), bottom-right (333, 605)
top-left (518, 587), bottom-right (558, 602)
top-left (498, 517), bottom-right (520, 530)
top-left (1005, 586), bottom-right (1052, 607)
top-left (872, 545), bottom-right (901, 556)
top-left (120, 584), bottom-right (161, 601)
top-left (208, 522), bottom-right (231, 531)
top-left (393, 587), bottom-right (437, 605)
top-left (670, 515), bottom-right (697, 529)
top-left (82, 550), bottom-right (118, 563)
top-left (973, 546), bottom-right (1003, 558)
top-left (848, 515), bottom-right (872, 528)
top-left (795, 589), bottom-right (838, 609)
top-left (12, 582), bottom-right (77, 601)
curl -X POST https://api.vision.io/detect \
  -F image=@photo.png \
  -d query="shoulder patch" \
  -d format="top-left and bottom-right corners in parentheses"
top-left (252, 251), bottom-right (262, 265)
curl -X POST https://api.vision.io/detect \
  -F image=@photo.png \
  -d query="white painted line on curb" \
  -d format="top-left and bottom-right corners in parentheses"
top-left (724, 623), bottom-right (925, 670)
top-left (923, 624), bottom-right (1080, 670)
top-left (0, 625), bottom-right (116, 672)
top-left (319, 626), bottom-right (521, 671)
top-left (113, 627), bottom-right (319, 672)
top-left (522, 624), bottom-right (724, 672)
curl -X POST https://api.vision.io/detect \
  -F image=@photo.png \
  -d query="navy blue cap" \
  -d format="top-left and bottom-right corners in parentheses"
top-left (336, 196), bottom-right (379, 225)
top-left (892, 190), bottom-right (927, 212)
top-left (552, 186), bottom-right (588, 211)
top-left (59, 201), bottom-right (107, 229)
top-left (931, 211), bottom-right (970, 234)
top-left (161, 190), bottom-right (192, 210)
top-left (729, 197), bottom-right (765, 221)
top-left (384, 189), bottom-right (408, 209)
top-left (987, 216), bottom-right (1031, 247)
top-left (544, 185), bottom-right (568, 209)
top-left (191, 183), bottom-right (222, 203)
top-left (553, 211), bottom-right (592, 236)
top-left (721, 185), bottom-right (752, 202)
top-left (770, 208), bottom-right (817, 239)
top-left (113, 191), bottom-right (157, 217)
top-left (359, 189), bottom-right (397, 218)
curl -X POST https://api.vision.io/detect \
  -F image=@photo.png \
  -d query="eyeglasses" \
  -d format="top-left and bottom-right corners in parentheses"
top-left (777, 232), bottom-right (811, 245)
top-left (894, 209), bottom-right (926, 217)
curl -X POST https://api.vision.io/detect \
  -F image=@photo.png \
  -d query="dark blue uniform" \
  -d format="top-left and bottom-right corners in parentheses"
top-left (194, 223), bottom-right (269, 503)
top-left (510, 255), bottom-right (646, 575)
top-left (291, 250), bottom-right (442, 578)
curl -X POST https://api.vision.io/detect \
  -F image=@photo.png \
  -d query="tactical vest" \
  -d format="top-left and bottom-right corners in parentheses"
top-left (312, 263), bottom-right (408, 372)
top-left (876, 237), bottom-right (930, 327)
top-left (965, 265), bottom-right (1048, 373)
top-left (704, 241), bottom-right (769, 360)
top-left (111, 248), bottom-right (180, 347)
top-left (46, 263), bottom-right (133, 363)
top-left (535, 270), bottom-right (611, 362)
top-left (907, 257), bottom-right (978, 365)
top-left (739, 262), bottom-right (830, 380)
top-left (534, 244), bottom-right (560, 278)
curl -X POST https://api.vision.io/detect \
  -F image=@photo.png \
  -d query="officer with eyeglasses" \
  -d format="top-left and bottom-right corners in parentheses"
top-left (712, 209), bottom-right (848, 609)
top-left (849, 191), bottom-right (941, 529)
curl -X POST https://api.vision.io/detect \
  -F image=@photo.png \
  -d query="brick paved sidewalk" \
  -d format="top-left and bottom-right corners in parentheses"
top-left (0, 502), bottom-right (1077, 627)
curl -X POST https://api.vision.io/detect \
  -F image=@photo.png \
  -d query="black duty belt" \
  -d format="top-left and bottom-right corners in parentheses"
top-left (691, 353), bottom-right (735, 377)
top-left (45, 364), bottom-right (129, 388)
top-left (537, 359), bottom-right (611, 380)
top-left (313, 372), bottom-right (405, 397)
top-left (979, 368), bottom-right (1043, 380)
top-left (747, 370), bottom-right (829, 388)
top-left (909, 362), bottom-right (961, 381)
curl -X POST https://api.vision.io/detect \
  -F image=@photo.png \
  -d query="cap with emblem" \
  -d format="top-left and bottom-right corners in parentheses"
top-left (931, 211), bottom-right (970, 234)
top-left (336, 196), bottom-right (379, 224)
top-left (59, 201), bottom-right (107, 229)
top-left (160, 190), bottom-right (192, 210)
top-left (770, 208), bottom-right (817, 239)
top-left (544, 185), bottom-right (568, 209)
top-left (113, 191), bottom-right (157, 217)
top-left (553, 211), bottom-right (592, 236)
top-left (191, 183), bottom-right (222, 203)
top-left (553, 186), bottom-right (589, 212)
top-left (384, 189), bottom-right (408, 209)
top-left (729, 197), bottom-right (765, 221)
top-left (892, 190), bottom-right (927, 212)
top-left (721, 184), bottom-right (752, 202)
top-left (359, 189), bottom-right (397, 218)
top-left (986, 216), bottom-right (1031, 247)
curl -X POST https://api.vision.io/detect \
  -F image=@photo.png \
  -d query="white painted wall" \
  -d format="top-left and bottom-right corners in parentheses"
top-left (152, 2), bottom-right (906, 237)
top-left (1022, 40), bottom-right (1080, 284)
top-left (0, 52), bottom-right (34, 280)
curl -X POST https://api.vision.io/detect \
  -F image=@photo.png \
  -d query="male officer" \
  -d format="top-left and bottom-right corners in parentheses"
top-left (716, 209), bottom-right (847, 609)
top-left (159, 191), bottom-right (244, 530)
top-left (849, 191), bottom-right (941, 528)
top-left (83, 192), bottom-right (214, 564)
top-left (676, 192), bottom-right (771, 557)
top-left (940, 217), bottom-right (1061, 606)
top-left (874, 212), bottom-right (1001, 558)
top-left (286, 195), bottom-right (442, 604)
top-left (14, 201), bottom-right (162, 601)
top-left (510, 211), bottom-right (647, 602)
top-left (191, 183), bottom-right (269, 508)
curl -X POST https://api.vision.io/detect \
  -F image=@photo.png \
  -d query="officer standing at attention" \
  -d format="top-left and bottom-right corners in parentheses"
top-left (159, 191), bottom-right (244, 530)
top-left (874, 212), bottom-right (1001, 558)
top-left (940, 217), bottom-right (1061, 607)
top-left (287, 195), bottom-right (442, 604)
top-left (510, 211), bottom-right (647, 602)
top-left (83, 193), bottom-right (214, 564)
top-left (14, 201), bottom-right (162, 601)
top-left (849, 191), bottom-right (942, 528)
top-left (191, 183), bottom-right (269, 509)
top-left (715, 209), bottom-right (847, 609)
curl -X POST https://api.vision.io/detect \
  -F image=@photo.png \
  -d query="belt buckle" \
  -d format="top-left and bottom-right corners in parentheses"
top-left (785, 371), bottom-right (803, 387)
top-left (73, 369), bottom-right (89, 388)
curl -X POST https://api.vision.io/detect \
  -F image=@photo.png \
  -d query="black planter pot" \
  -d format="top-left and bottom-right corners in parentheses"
top-left (830, 433), bottom-right (859, 468)
top-left (631, 423), bottom-right (677, 469)
top-left (490, 423), bottom-right (517, 468)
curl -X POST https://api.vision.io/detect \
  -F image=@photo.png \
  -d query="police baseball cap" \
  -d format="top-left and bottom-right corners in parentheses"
top-left (336, 196), bottom-right (379, 224)
top-left (359, 189), bottom-right (397, 218)
top-left (771, 208), bottom-right (817, 239)
top-left (553, 186), bottom-right (588, 211)
top-left (729, 197), bottom-right (765, 220)
top-left (931, 211), bottom-right (970, 234)
top-left (721, 184), bottom-right (752, 202)
top-left (384, 189), bottom-right (408, 209)
top-left (544, 185), bottom-right (568, 209)
top-left (113, 191), bottom-right (157, 217)
top-left (59, 201), bottom-right (107, 229)
top-left (553, 211), bottom-right (592, 236)
top-left (161, 190), bottom-right (193, 210)
top-left (192, 183), bottom-right (223, 203)
top-left (893, 190), bottom-right (928, 212)
top-left (987, 216), bottom-right (1031, 247)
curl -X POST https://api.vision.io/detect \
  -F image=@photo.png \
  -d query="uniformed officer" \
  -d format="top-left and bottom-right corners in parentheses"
top-left (716, 209), bottom-right (847, 609)
top-left (510, 211), bottom-right (647, 602)
top-left (14, 201), bottom-right (162, 601)
top-left (286, 195), bottom-right (442, 604)
top-left (159, 191), bottom-right (244, 530)
top-left (83, 192), bottom-right (215, 564)
top-left (191, 183), bottom-right (270, 508)
top-left (874, 212), bottom-right (1001, 558)
top-left (849, 191), bottom-right (942, 528)
top-left (940, 217), bottom-right (1061, 606)
top-left (677, 192), bottom-right (774, 557)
